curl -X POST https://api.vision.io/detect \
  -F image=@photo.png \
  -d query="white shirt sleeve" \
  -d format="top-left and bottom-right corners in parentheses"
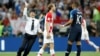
top-left (23, 7), bottom-right (29, 20)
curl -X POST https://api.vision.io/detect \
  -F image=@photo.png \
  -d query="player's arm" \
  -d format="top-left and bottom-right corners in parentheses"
top-left (46, 22), bottom-right (51, 39)
top-left (62, 11), bottom-right (73, 27)
top-left (23, 1), bottom-right (29, 19)
top-left (46, 21), bottom-right (50, 33)
top-left (82, 19), bottom-right (87, 31)
top-left (46, 14), bottom-right (52, 39)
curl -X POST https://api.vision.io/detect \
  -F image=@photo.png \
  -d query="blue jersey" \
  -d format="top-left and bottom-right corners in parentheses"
top-left (68, 9), bottom-right (82, 42)
top-left (70, 9), bottom-right (82, 27)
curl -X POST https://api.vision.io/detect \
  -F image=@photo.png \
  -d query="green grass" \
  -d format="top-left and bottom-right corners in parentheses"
top-left (0, 51), bottom-right (100, 56)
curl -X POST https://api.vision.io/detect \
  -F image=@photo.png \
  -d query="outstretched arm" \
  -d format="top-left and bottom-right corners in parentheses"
top-left (64, 19), bottom-right (73, 26)
top-left (23, 1), bottom-right (29, 19)
top-left (60, 11), bottom-right (73, 27)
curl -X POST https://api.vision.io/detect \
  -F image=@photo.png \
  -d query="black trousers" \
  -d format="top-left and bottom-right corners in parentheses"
top-left (17, 33), bottom-right (37, 56)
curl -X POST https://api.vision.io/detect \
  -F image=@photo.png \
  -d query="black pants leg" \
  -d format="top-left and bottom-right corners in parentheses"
top-left (17, 37), bottom-right (28, 56)
top-left (23, 35), bottom-right (37, 56)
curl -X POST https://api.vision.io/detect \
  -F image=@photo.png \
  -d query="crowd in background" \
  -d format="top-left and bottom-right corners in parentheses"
top-left (0, 0), bottom-right (100, 37)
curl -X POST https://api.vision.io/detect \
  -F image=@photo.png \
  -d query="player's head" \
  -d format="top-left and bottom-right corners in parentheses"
top-left (29, 9), bottom-right (36, 18)
top-left (47, 3), bottom-right (56, 12)
top-left (72, 2), bottom-right (79, 9)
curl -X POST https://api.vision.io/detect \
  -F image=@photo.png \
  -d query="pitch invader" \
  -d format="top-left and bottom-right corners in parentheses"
top-left (37, 3), bottom-right (56, 56)
top-left (60, 2), bottom-right (82, 56)
top-left (81, 18), bottom-right (100, 52)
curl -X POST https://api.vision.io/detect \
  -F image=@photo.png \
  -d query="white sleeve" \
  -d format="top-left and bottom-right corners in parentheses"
top-left (23, 7), bottom-right (29, 20)
top-left (23, 1), bottom-right (29, 20)
top-left (83, 20), bottom-right (87, 28)
top-left (23, 1), bottom-right (29, 17)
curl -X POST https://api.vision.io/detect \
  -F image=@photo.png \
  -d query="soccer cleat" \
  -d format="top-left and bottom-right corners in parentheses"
top-left (51, 54), bottom-right (55, 56)
top-left (96, 47), bottom-right (100, 52)
top-left (37, 54), bottom-right (42, 56)
top-left (40, 54), bottom-right (42, 56)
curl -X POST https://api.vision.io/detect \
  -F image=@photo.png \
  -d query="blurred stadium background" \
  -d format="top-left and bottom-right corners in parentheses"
top-left (0, 0), bottom-right (100, 56)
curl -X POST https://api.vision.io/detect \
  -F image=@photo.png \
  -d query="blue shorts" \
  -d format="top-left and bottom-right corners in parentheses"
top-left (68, 27), bottom-right (82, 42)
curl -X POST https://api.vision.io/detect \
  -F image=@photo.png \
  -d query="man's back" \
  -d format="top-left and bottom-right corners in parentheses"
top-left (70, 9), bottom-right (82, 31)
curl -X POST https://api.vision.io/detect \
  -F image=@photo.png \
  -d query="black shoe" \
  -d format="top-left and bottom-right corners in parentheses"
top-left (16, 55), bottom-right (21, 56)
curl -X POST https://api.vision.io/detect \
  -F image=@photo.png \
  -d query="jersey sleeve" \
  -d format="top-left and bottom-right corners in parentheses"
top-left (70, 10), bottom-right (74, 19)
top-left (46, 13), bottom-right (52, 22)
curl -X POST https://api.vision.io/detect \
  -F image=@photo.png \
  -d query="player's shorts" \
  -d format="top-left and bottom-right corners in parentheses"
top-left (81, 30), bottom-right (89, 40)
top-left (43, 31), bottom-right (54, 43)
top-left (68, 28), bottom-right (82, 42)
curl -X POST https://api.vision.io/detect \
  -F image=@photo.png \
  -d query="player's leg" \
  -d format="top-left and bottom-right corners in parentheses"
top-left (37, 43), bottom-right (48, 56)
top-left (39, 34), bottom-right (43, 48)
top-left (23, 35), bottom-right (37, 56)
top-left (50, 43), bottom-right (55, 56)
top-left (65, 40), bottom-right (73, 56)
top-left (86, 40), bottom-right (99, 52)
top-left (76, 41), bottom-right (81, 56)
top-left (47, 44), bottom-right (50, 54)
top-left (85, 31), bottom-right (99, 52)
top-left (76, 32), bottom-right (81, 56)
top-left (17, 34), bottom-right (28, 56)
top-left (65, 31), bottom-right (77, 56)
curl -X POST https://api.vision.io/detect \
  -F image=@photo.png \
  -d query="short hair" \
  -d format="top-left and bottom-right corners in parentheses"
top-left (47, 3), bottom-right (55, 11)
top-left (72, 2), bottom-right (80, 7)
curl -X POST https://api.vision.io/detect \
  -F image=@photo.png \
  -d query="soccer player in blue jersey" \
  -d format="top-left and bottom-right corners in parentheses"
top-left (60, 2), bottom-right (82, 56)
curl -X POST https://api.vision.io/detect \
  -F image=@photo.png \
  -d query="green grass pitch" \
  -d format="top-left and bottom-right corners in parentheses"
top-left (0, 51), bottom-right (100, 56)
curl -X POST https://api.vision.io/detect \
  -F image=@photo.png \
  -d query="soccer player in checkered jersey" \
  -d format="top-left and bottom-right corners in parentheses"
top-left (37, 3), bottom-right (56, 56)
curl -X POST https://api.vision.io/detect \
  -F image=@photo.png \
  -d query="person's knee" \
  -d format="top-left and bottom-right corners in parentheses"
top-left (50, 43), bottom-right (54, 49)
top-left (42, 43), bottom-right (48, 49)
top-left (68, 41), bottom-right (73, 45)
top-left (76, 41), bottom-right (81, 45)
top-left (19, 47), bottom-right (24, 51)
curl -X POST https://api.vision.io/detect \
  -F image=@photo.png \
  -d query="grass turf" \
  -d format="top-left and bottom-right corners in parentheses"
top-left (0, 51), bottom-right (100, 56)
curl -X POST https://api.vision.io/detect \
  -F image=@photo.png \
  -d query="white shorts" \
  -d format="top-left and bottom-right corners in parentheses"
top-left (81, 30), bottom-right (89, 40)
top-left (43, 31), bottom-right (54, 43)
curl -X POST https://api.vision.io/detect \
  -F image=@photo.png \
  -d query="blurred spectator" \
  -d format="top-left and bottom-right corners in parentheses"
top-left (15, 12), bottom-right (26, 37)
top-left (80, 0), bottom-right (84, 9)
top-left (9, 10), bottom-right (18, 36)
top-left (92, 1), bottom-right (100, 36)
top-left (0, 4), bottom-right (8, 20)
top-left (15, 0), bottom-right (21, 16)
top-left (93, 5), bottom-right (100, 23)
top-left (0, 21), bottom-right (4, 37)
top-left (2, 15), bottom-right (10, 26)
top-left (3, 23), bottom-right (12, 37)
top-left (0, 0), bottom-right (100, 37)
top-left (87, 20), bottom-right (98, 37)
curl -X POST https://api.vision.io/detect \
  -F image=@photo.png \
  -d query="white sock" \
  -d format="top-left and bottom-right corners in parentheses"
top-left (50, 49), bottom-right (55, 56)
top-left (38, 48), bottom-right (44, 54)
top-left (88, 41), bottom-right (99, 49)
